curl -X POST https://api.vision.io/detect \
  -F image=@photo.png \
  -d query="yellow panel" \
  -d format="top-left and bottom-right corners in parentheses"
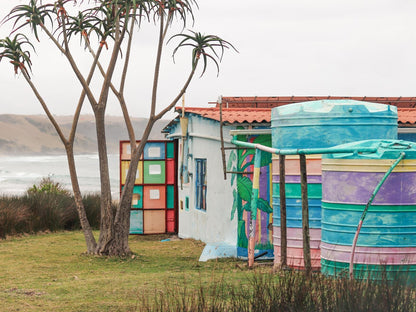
top-left (322, 158), bottom-right (416, 172)
top-left (121, 161), bottom-right (143, 184)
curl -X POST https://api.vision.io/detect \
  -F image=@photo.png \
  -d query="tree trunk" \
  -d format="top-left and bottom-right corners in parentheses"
top-left (93, 108), bottom-right (117, 255)
top-left (115, 119), bottom-right (156, 255)
top-left (65, 144), bottom-right (97, 253)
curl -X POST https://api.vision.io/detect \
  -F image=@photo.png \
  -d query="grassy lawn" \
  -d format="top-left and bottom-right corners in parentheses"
top-left (0, 231), bottom-right (253, 311)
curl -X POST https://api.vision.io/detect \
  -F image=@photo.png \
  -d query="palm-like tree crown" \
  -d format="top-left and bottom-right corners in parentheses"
top-left (0, 34), bottom-right (35, 75)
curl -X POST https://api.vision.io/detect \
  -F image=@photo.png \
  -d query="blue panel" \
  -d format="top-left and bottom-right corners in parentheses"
top-left (129, 210), bottom-right (143, 234)
top-left (273, 198), bottom-right (322, 228)
top-left (321, 205), bottom-right (416, 247)
top-left (143, 142), bottom-right (166, 160)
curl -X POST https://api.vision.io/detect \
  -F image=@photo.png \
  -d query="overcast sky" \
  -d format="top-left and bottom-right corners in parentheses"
top-left (0, 0), bottom-right (416, 120)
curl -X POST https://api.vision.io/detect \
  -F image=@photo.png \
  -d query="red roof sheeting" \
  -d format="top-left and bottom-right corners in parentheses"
top-left (398, 108), bottom-right (416, 125)
top-left (175, 107), bottom-right (271, 124)
top-left (176, 106), bottom-right (416, 125)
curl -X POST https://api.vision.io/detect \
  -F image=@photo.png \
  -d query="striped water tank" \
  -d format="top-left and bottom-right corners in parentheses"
top-left (321, 140), bottom-right (416, 283)
top-left (271, 100), bottom-right (398, 270)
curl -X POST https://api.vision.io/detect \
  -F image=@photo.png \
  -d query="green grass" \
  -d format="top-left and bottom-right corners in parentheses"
top-left (1, 232), bottom-right (416, 312)
top-left (0, 231), bottom-right (249, 311)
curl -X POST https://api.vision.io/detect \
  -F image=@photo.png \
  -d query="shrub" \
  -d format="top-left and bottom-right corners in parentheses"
top-left (0, 177), bottom-right (103, 236)
top-left (0, 198), bottom-right (31, 238)
top-left (27, 177), bottom-right (70, 196)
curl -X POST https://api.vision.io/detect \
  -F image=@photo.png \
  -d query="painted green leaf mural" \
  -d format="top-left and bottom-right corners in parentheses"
top-left (253, 135), bottom-right (272, 167)
top-left (227, 151), bottom-right (236, 170)
top-left (238, 220), bottom-right (248, 248)
top-left (242, 202), bottom-right (251, 212)
top-left (237, 175), bottom-right (252, 202)
top-left (257, 197), bottom-right (273, 214)
top-left (230, 189), bottom-right (238, 220)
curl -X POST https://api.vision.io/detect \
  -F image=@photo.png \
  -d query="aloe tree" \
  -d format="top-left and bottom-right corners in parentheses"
top-left (0, 0), bottom-right (236, 256)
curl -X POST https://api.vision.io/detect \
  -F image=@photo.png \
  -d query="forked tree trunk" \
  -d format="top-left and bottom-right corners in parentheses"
top-left (114, 120), bottom-right (156, 254)
top-left (65, 145), bottom-right (97, 253)
top-left (93, 108), bottom-right (118, 255)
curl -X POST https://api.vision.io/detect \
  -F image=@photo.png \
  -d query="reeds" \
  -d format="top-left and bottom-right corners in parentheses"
top-left (138, 269), bottom-right (416, 312)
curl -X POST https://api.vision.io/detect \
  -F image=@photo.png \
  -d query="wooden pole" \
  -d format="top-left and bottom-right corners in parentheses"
top-left (300, 154), bottom-right (311, 276)
top-left (248, 149), bottom-right (261, 268)
top-left (219, 97), bottom-right (227, 180)
top-left (279, 155), bottom-right (287, 268)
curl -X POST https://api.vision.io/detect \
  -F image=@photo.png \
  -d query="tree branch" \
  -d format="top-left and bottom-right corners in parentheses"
top-left (21, 70), bottom-right (67, 145)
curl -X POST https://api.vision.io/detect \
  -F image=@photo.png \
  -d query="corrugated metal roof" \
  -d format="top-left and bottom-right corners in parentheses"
top-left (216, 96), bottom-right (416, 109)
top-left (175, 107), bottom-right (271, 124)
top-left (175, 106), bottom-right (416, 125)
top-left (398, 108), bottom-right (416, 124)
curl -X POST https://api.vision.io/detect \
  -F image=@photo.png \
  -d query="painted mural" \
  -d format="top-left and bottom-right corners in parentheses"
top-left (229, 134), bottom-right (274, 258)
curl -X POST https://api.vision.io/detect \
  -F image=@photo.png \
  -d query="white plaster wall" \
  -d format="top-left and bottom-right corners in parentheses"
top-left (170, 115), bottom-right (237, 246)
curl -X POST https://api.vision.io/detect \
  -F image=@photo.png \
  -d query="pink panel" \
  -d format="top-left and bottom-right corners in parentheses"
top-left (273, 227), bottom-right (321, 249)
top-left (321, 242), bottom-right (416, 265)
top-left (143, 185), bottom-right (166, 209)
top-left (273, 157), bottom-right (322, 176)
top-left (274, 246), bottom-right (321, 271)
top-left (120, 142), bottom-right (131, 160)
top-left (273, 226), bottom-right (321, 270)
top-left (166, 159), bottom-right (175, 184)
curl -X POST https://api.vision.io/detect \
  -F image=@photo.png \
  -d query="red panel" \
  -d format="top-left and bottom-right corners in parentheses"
top-left (166, 159), bottom-right (175, 184)
top-left (143, 185), bottom-right (166, 209)
top-left (166, 210), bottom-right (175, 233)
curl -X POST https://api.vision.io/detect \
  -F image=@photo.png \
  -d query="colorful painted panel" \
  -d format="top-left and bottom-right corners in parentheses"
top-left (166, 209), bottom-right (175, 233)
top-left (167, 185), bottom-right (174, 209)
top-left (166, 160), bottom-right (175, 184)
top-left (120, 140), bottom-right (178, 235)
top-left (132, 185), bottom-right (143, 208)
top-left (230, 134), bottom-right (274, 259)
top-left (167, 142), bottom-right (175, 159)
top-left (144, 210), bottom-right (166, 234)
top-left (144, 142), bottom-right (166, 160)
top-left (130, 210), bottom-right (143, 234)
top-left (143, 185), bottom-right (166, 209)
top-left (121, 161), bottom-right (143, 185)
top-left (143, 161), bottom-right (166, 184)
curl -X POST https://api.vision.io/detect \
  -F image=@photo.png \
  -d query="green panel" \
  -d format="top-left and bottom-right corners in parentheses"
top-left (321, 259), bottom-right (416, 284)
top-left (143, 160), bottom-right (166, 184)
top-left (167, 185), bottom-right (174, 209)
top-left (167, 142), bottom-right (175, 159)
top-left (132, 186), bottom-right (143, 208)
top-left (273, 183), bottom-right (322, 199)
top-left (129, 210), bottom-right (143, 234)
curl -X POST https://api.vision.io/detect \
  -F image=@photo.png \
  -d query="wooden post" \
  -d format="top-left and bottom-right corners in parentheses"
top-left (299, 154), bottom-right (311, 276)
top-left (248, 149), bottom-right (261, 268)
top-left (219, 98), bottom-right (227, 180)
top-left (279, 155), bottom-right (287, 268)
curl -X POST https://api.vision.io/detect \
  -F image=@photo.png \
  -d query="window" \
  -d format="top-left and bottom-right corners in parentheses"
top-left (195, 159), bottom-right (207, 210)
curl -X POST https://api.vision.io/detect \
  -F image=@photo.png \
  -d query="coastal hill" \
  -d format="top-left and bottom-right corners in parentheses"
top-left (0, 114), bottom-right (170, 155)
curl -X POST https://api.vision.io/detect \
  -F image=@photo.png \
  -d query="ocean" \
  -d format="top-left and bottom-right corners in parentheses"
top-left (0, 154), bottom-right (120, 199)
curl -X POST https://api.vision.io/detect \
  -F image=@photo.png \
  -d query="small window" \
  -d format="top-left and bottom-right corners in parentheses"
top-left (195, 159), bottom-right (207, 211)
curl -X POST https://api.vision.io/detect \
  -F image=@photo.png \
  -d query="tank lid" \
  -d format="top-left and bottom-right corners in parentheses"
top-left (271, 99), bottom-right (397, 117)
top-left (323, 139), bottom-right (416, 160)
